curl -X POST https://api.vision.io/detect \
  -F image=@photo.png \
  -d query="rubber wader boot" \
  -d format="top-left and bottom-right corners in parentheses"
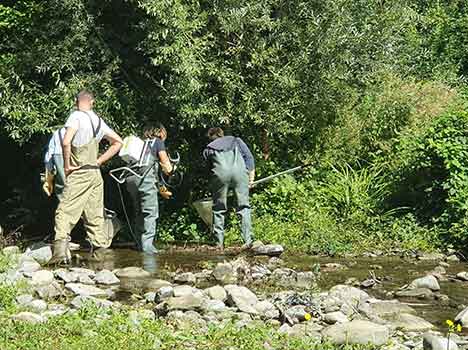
top-left (49, 240), bottom-right (71, 265)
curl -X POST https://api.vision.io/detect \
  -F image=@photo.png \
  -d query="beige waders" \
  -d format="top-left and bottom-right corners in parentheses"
top-left (50, 116), bottom-right (110, 264)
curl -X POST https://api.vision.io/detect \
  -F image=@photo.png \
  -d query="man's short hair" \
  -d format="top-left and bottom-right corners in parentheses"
top-left (207, 127), bottom-right (224, 141)
top-left (76, 90), bottom-right (94, 102)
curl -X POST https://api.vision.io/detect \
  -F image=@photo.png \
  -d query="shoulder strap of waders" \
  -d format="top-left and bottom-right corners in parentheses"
top-left (82, 111), bottom-right (102, 139)
top-left (58, 128), bottom-right (64, 149)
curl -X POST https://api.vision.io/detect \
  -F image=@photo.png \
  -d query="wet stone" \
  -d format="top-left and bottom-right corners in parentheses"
top-left (409, 275), bottom-right (440, 291)
top-left (114, 267), bottom-right (150, 279)
top-left (396, 288), bottom-right (434, 299)
top-left (456, 272), bottom-right (468, 281)
top-left (94, 270), bottom-right (120, 285)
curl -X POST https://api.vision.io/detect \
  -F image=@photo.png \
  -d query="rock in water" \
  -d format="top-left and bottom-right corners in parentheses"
top-left (455, 306), bottom-right (468, 326)
top-left (322, 320), bottom-right (390, 346)
top-left (224, 285), bottom-right (258, 314)
top-left (251, 241), bottom-right (284, 257)
top-left (329, 285), bottom-right (370, 306)
top-left (94, 270), bottom-right (120, 285)
top-left (456, 272), bottom-right (468, 281)
top-left (395, 288), bottom-right (434, 299)
top-left (423, 333), bottom-right (458, 350)
top-left (409, 275), bottom-right (440, 291)
top-left (389, 313), bottom-right (434, 332)
top-left (114, 267), bottom-right (151, 279)
top-left (31, 270), bottom-right (55, 286)
top-left (12, 312), bottom-right (46, 324)
top-left (65, 283), bottom-right (108, 297)
top-left (212, 263), bottom-right (237, 284)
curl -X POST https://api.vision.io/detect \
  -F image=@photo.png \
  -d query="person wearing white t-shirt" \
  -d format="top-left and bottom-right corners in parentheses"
top-left (50, 90), bottom-right (123, 264)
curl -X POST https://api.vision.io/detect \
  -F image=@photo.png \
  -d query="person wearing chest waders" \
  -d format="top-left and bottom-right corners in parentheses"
top-left (49, 91), bottom-right (123, 264)
top-left (203, 127), bottom-right (255, 250)
top-left (125, 124), bottom-right (173, 254)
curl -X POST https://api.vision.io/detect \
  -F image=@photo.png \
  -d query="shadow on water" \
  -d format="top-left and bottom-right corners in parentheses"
top-left (72, 246), bottom-right (468, 329)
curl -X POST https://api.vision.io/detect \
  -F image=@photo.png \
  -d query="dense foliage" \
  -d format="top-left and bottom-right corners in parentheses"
top-left (1, 0), bottom-right (468, 253)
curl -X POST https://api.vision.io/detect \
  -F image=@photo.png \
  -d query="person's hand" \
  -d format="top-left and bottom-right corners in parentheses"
top-left (65, 165), bottom-right (81, 177)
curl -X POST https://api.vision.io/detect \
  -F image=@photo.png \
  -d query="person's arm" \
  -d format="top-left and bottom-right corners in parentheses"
top-left (237, 138), bottom-right (255, 186)
top-left (97, 130), bottom-right (123, 166)
top-left (62, 127), bottom-right (79, 176)
top-left (158, 150), bottom-right (173, 175)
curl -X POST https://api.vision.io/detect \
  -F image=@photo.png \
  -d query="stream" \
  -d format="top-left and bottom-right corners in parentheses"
top-left (73, 246), bottom-right (468, 331)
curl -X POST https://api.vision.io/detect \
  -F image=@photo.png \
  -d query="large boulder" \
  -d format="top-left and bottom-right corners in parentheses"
top-left (224, 285), bottom-right (258, 314)
top-left (364, 300), bottom-right (415, 318)
top-left (322, 320), bottom-right (390, 346)
top-left (423, 333), bottom-right (458, 350)
top-left (145, 279), bottom-right (172, 292)
top-left (212, 263), bottom-right (237, 284)
top-left (323, 311), bottom-right (348, 324)
top-left (409, 276), bottom-right (440, 291)
top-left (65, 283), bottom-right (108, 297)
top-left (114, 267), bottom-right (151, 279)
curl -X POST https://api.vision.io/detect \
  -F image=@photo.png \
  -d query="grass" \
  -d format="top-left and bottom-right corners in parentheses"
top-left (0, 307), bottom-right (380, 350)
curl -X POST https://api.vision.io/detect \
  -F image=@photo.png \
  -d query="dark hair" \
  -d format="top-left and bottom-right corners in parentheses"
top-left (144, 123), bottom-right (167, 140)
top-left (207, 127), bottom-right (224, 141)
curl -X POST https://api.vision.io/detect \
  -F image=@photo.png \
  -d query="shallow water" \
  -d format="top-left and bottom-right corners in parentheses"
top-left (74, 246), bottom-right (468, 330)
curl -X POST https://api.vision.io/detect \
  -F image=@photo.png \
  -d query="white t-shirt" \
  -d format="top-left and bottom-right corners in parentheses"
top-left (64, 110), bottom-right (113, 147)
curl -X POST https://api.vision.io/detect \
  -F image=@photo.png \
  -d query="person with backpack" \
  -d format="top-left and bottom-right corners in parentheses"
top-left (49, 90), bottom-right (123, 264)
top-left (125, 123), bottom-right (173, 254)
top-left (203, 127), bottom-right (255, 250)
top-left (43, 127), bottom-right (66, 200)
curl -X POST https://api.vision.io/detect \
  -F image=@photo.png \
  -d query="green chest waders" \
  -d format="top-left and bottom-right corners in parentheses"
top-left (210, 146), bottom-right (253, 247)
top-left (125, 142), bottom-right (160, 254)
top-left (51, 114), bottom-right (107, 264)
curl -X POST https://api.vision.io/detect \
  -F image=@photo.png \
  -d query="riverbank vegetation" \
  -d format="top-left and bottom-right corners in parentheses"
top-left (2, 1), bottom-right (468, 254)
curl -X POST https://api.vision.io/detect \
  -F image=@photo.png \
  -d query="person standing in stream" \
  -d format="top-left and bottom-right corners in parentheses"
top-left (50, 90), bottom-right (123, 264)
top-left (203, 127), bottom-right (255, 250)
top-left (125, 123), bottom-right (174, 254)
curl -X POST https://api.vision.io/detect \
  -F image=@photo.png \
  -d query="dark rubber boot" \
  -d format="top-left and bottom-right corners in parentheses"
top-left (48, 240), bottom-right (71, 265)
